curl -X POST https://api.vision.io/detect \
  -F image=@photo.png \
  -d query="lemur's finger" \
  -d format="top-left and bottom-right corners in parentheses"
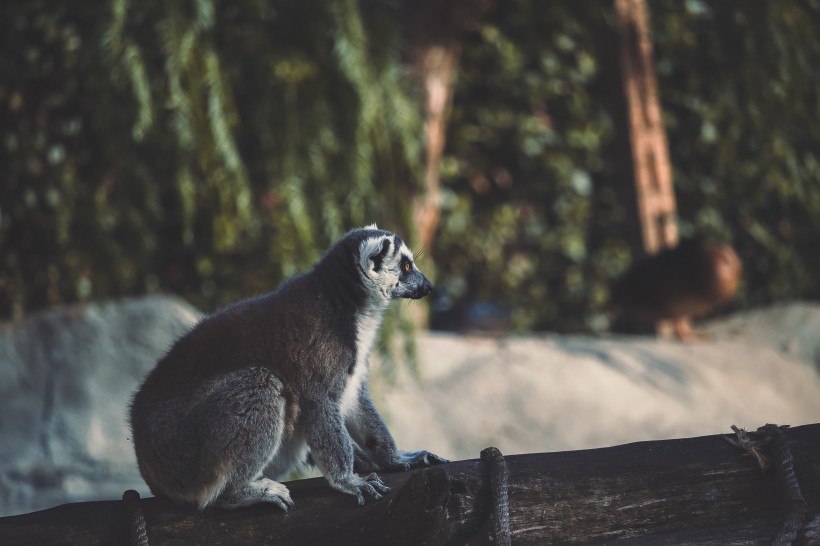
top-left (364, 483), bottom-right (383, 500)
top-left (271, 497), bottom-right (291, 512)
top-left (364, 472), bottom-right (391, 494)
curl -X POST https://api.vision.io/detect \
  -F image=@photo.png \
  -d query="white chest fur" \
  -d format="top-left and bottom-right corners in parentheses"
top-left (340, 303), bottom-right (385, 417)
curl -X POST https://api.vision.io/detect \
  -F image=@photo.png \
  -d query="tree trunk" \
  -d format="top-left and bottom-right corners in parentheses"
top-left (405, 0), bottom-right (487, 252)
top-left (612, 0), bottom-right (678, 255)
top-left (2, 424), bottom-right (819, 545)
top-left (412, 41), bottom-right (460, 252)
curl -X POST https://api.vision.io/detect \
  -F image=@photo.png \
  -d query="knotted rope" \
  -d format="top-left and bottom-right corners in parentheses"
top-left (725, 424), bottom-right (808, 546)
top-left (481, 446), bottom-right (511, 545)
top-left (122, 489), bottom-right (149, 546)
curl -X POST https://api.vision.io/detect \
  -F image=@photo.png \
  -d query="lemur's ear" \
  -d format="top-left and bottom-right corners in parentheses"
top-left (371, 238), bottom-right (392, 272)
top-left (360, 236), bottom-right (393, 273)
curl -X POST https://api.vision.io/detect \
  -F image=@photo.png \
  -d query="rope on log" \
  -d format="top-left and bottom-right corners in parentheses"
top-left (764, 425), bottom-right (809, 546)
top-left (122, 489), bottom-right (149, 546)
top-left (481, 446), bottom-right (511, 546)
top-left (725, 424), bottom-right (809, 546)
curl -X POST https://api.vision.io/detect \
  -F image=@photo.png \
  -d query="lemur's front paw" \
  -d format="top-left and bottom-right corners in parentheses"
top-left (336, 472), bottom-right (391, 506)
top-left (386, 450), bottom-right (449, 471)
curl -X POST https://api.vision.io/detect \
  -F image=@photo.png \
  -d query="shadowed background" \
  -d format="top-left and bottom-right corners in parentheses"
top-left (2, 0), bottom-right (819, 333)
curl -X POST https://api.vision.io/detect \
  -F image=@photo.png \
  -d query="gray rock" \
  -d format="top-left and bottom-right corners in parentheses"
top-left (0, 296), bottom-right (200, 516)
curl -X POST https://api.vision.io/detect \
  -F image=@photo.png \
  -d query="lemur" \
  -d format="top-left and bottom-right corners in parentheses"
top-left (129, 225), bottom-right (447, 510)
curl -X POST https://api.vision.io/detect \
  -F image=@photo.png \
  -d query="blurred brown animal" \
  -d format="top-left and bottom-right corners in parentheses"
top-left (609, 239), bottom-right (742, 340)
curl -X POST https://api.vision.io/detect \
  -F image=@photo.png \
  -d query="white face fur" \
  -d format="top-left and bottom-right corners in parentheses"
top-left (357, 227), bottom-right (419, 302)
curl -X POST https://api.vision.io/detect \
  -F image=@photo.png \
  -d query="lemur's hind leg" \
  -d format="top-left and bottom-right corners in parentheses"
top-left (196, 367), bottom-right (293, 510)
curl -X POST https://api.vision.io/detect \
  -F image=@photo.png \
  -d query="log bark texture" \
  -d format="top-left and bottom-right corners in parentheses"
top-left (2, 424), bottom-right (819, 545)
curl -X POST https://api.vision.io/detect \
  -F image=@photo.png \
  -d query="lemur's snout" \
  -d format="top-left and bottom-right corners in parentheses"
top-left (409, 277), bottom-right (433, 299)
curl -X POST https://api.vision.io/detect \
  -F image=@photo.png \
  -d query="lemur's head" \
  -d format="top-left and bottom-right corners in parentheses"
top-left (352, 224), bottom-right (432, 301)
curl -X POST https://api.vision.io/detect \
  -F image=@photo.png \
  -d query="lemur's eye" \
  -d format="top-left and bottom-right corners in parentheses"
top-left (403, 263), bottom-right (411, 272)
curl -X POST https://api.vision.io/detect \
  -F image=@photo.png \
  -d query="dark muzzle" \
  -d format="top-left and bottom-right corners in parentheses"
top-left (408, 278), bottom-right (433, 299)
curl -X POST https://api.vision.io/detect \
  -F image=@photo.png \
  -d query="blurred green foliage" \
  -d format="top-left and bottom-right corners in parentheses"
top-left (434, 0), bottom-right (820, 332)
top-left (0, 0), bottom-right (422, 324)
top-left (1, 0), bottom-right (819, 337)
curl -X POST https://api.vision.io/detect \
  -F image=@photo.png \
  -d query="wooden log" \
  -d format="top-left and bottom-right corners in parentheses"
top-left (2, 424), bottom-right (819, 545)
